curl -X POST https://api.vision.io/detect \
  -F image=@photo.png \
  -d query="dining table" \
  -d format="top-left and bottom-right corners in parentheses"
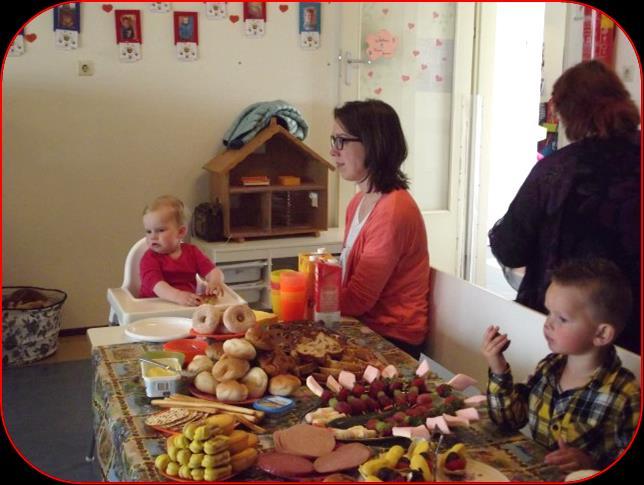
top-left (91, 318), bottom-right (567, 482)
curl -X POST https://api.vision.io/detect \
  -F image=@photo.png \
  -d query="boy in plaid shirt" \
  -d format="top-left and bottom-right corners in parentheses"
top-left (481, 258), bottom-right (640, 472)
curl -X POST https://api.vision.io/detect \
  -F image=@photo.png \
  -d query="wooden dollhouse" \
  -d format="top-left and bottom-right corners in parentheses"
top-left (203, 118), bottom-right (335, 241)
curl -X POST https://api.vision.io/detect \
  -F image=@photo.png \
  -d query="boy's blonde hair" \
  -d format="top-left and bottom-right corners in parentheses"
top-left (143, 195), bottom-right (186, 226)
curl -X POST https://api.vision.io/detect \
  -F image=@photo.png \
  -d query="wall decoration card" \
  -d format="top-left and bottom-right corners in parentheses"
top-left (243, 2), bottom-right (266, 37)
top-left (115, 10), bottom-right (142, 62)
top-left (149, 3), bottom-right (172, 13)
top-left (299, 3), bottom-right (320, 49)
top-left (174, 12), bottom-right (199, 61)
top-left (205, 2), bottom-right (227, 20)
top-left (9, 30), bottom-right (25, 56)
top-left (53, 3), bottom-right (80, 50)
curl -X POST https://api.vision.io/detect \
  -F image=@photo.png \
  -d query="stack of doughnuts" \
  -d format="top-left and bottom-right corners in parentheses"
top-left (192, 304), bottom-right (256, 335)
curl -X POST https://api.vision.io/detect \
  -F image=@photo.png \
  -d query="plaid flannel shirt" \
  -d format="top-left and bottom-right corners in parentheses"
top-left (487, 346), bottom-right (640, 468)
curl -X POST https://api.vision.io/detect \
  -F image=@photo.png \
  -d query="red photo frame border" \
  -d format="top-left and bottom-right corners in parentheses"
top-left (174, 11), bottom-right (199, 44)
top-left (114, 9), bottom-right (142, 44)
top-left (243, 2), bottom-right (266, 21)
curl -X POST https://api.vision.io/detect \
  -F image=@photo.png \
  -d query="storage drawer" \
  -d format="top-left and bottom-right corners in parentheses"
top-left (219, 260), bottom-right (267, 284)
top-left (227, 281), bottom-right (266, 304)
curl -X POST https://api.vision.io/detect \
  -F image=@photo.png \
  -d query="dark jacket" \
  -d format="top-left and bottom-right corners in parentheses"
top-left (489, 132), bottom-right (640, 353)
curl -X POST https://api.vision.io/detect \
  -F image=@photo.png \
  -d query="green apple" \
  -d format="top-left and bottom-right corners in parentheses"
top-left (189, 439), bottom-right (204, 454)
top-left (191, 467), bottom-right (205, 481)
top-left (165, 461), bottom-right (180, 477)
top-left (176, 449), bottom-right (192, 466)
top-left (154, 454), bottom-right (170, 472)
top-left (188, 453), bottom-right (205, 469)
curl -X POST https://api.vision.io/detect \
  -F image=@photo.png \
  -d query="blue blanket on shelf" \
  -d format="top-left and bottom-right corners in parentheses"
top-left (222, 100), bottom-right (308, 149)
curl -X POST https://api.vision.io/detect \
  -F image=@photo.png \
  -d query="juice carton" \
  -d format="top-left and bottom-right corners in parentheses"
top-left (314, 259), bottom-right (342, 327)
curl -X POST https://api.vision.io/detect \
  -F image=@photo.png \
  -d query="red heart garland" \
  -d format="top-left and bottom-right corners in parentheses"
top-left (412, 50), bottom-right (420, 57)
top-left (435, 74), bottom-right (443, 82)
top-left (367, 71), bottom-right (373, 78)
top-left (374, 87), bottom-right (382, 95)
top-left (229, 15), bottom-right (240, 23)
top-left (279, 5), bottom-right (289, 13)
top-left (401, 75), bottom-right (410, 82)
top-left (436, 39), bottom-right (443, 46)
top-left (382, 8), bottom-right (389, 15)
top-left (408, 23), bottom-right (415, 30)
top-left (421, 64), bottom-right (428, 70)
top-left (102, 4), bottom-right (113, 13)
top-left (433, 12), bottom-right (439, 19)
top-left (24, 33), bottom-right (37, 42)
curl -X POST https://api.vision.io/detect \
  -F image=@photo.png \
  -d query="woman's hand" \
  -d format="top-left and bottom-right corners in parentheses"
top-left (481, 325), bottom-right (510, 375)
top-left (544, 439), bottom-right (595, 472)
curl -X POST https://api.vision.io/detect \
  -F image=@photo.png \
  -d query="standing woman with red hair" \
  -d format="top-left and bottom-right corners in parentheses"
top-left (489, 60), bottom-right (640, 353)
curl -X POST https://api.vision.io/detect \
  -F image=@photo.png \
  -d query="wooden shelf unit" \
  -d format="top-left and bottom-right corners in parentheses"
top-left (203, 118), bottom-right (334, 241)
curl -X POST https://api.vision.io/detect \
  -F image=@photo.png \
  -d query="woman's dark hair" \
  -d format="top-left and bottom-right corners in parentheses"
top-left (333, 99), bottom-right (409, 193)
top-left (552, 60), bottom-right (640, 141)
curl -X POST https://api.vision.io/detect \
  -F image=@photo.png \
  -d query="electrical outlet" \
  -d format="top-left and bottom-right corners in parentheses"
top-left (78, 60), bottom-right (94, 76)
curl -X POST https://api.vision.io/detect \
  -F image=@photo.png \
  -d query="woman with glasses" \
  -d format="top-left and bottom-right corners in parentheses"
top-left (331, 99), bottom-right (430, 358)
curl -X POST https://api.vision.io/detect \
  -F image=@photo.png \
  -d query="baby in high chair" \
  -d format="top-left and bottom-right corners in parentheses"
top-left (139, 195), bottom-right (224, 306)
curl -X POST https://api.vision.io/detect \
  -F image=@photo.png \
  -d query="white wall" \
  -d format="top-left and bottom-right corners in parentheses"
top-left (2, 2), bottom-right (341, 329)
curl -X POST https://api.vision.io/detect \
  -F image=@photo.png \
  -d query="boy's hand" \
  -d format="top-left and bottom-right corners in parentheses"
top-left (204, 268), bottom-right (225, 298)
top-left (481, 325), bottom-right (510, 374)
top-left (205, 282), bottom-right (224, 298)
top-left (175, 291), bottom-right (202, 307)
top-left (544, 439), bottom-right (594, 472)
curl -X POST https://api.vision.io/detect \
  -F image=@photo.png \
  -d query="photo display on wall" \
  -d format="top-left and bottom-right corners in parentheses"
top-left (243, 2), bottom-right (266, 37)
top-left (115, 9), bottom-right (142, 62)
top-left (174, 11), bottom-right (199, 61)
top-left (53, 3), bottom-right (80, 50)
top-left (299, 2), bottom-right (321, 49)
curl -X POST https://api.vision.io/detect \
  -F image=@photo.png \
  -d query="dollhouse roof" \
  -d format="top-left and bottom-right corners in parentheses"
top-left (203, 117), bottom-right (334, 174)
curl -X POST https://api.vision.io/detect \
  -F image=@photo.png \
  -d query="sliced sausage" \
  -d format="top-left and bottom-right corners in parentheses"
top-left (276, 424), bottom-right (336, 458)
top-left (313, 443), bottom-right (372, 473)
top-left (257, 452), bottom-right (315, 477)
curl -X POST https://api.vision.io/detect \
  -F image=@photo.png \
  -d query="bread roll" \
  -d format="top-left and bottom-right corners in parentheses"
top-left (216, 380), bottom-right (249, 402)
top-left (244, 324), bottom-right (273, 351)
top-left (187, 355), bottom-right (215, 374)
top-left (241, 367), bottom-right (268, 399)
top-left (205, 342), bottom-right (225, 361)
top-left (268, 374), bottom-right (301, 396)
top-left (223, 338), bottom-right (256, 360)
top-left (194, 370), bottom-right (218, 395)
top-left (212, 355), bottom-right (250, 381)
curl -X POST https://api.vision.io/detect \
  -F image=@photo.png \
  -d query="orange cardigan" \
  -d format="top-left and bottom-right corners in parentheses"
top-left (341, 190), bottom-right (430, 345)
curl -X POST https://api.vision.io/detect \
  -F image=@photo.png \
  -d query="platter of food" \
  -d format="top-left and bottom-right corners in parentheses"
top-left (144, 408), bottom-right (212, 436)
top-left (436, 459), bottom-right (509, 482)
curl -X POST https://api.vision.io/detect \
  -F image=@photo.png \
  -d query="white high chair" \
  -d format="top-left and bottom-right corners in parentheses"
top-left (106, 237), bottom-right (197, 325)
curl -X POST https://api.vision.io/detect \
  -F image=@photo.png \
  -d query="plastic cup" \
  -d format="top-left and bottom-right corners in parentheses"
top-left (270, 269), bottom-right (296, 320)
top-left (279, 271), bottom-right (307, 322)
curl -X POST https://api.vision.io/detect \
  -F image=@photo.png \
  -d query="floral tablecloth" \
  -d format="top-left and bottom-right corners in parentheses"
top-left (91, 320), bottom-right (565, 482)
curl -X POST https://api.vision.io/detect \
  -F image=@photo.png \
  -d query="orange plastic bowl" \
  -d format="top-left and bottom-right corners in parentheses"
top-left (163, 338), bottom-right (208, 366)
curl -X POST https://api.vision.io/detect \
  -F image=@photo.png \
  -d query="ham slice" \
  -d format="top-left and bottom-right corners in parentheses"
top-left (338, 370), bottom-right (356, 390)
top-left (362, 365), bottom-right (381, 383)
top-left (381, 364), bottom-right (399, 379)
top-left (313, 443), bottom-right (371, 473)
top-left (456, 407), bottom-right (480, 421)
top-left (274, 424), bottom-right (336, 458)
top-left (426, 416), bottom-right (451, 434)
top-left (306, 375), bottom-right (325, 397)
top-left (464, 394), bottom-right (487, 407)
top-left (442, 413), bottom-right (470, 427)
top-left (415, 359), bottom-right (431, 378)
top-left (447, 373), bottom-right (477, 391)
top-left (326, 375), bottom-right (342, 394)
top-left (258, 452), bottom-right (315, 477)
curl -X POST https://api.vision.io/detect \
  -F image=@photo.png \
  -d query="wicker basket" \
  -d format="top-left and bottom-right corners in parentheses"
top-left (2, 286), bottom-right (67, 367)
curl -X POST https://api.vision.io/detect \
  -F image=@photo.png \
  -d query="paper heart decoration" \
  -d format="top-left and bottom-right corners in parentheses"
top-left (382, 8), bottom-right (389, 14)
top-left (367, 71), bottom-right (373, 78)
top-left (374, 87), bottom-right (382, 95)
top-left (435, 74), bottom-right (443, 82)
top-left (279, 5), bottom-right (289, 12)
top-left (436, 39), bottom-right (443, 46)
top-left (433, 11), bottom-right (439, 19)
top-left (421, 64), bottom-right (428, 70)
top-left (412, 50), bottom-right (420, 57)
top-left (229, 15), bottom-right (240, 23)
top-left (24, 33), bottom-right (37, 42)
top-left (408, 23), bottom-right (415, 30)
top-left (401, 75), bottom-right (410, 82)
top-left (442, 57), bottom-right (447, 61)
top-left (102, 4), bottom-right (113, 12)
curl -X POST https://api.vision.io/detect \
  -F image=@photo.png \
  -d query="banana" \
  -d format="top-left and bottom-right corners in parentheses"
top-left (359, 457), bottom-right (389, 478)
top-left (204, 414), bottom-right (237, 435)
top-left (384, 445), bottom-right (405, 467)
top-left (438, 443), bottom-right (468, 477)
top-left (410, 454), bottom-right (433, 481)
top-left (231, 447), bottom-right (259, 473)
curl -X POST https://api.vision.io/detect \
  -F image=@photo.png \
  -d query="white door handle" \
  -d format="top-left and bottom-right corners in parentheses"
top-left (340, 50), bottom-right (372, 86)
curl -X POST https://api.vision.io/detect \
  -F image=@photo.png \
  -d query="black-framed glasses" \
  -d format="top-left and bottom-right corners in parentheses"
top-left (330, 135), bottom-right (361, 151)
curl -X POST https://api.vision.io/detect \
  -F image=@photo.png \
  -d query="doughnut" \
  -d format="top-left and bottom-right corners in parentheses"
top-left (222, 304), bottom-right (256, 333)
top-left (223, 338), bottom-right (256, 360)
top-left (212, 355), bottom-right (251, 381)
top-left (192, 304), bottom-right (222, 334)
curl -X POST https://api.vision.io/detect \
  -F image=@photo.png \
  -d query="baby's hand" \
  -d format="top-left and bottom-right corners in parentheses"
top-left (544, 439), bottom-right (594, 472)
top-left (205, 283), bottom-right (224, 298)
top-left (481, 325), bottom-right (510, 374)
top-left (176, 291), bottom-right (202, 307)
